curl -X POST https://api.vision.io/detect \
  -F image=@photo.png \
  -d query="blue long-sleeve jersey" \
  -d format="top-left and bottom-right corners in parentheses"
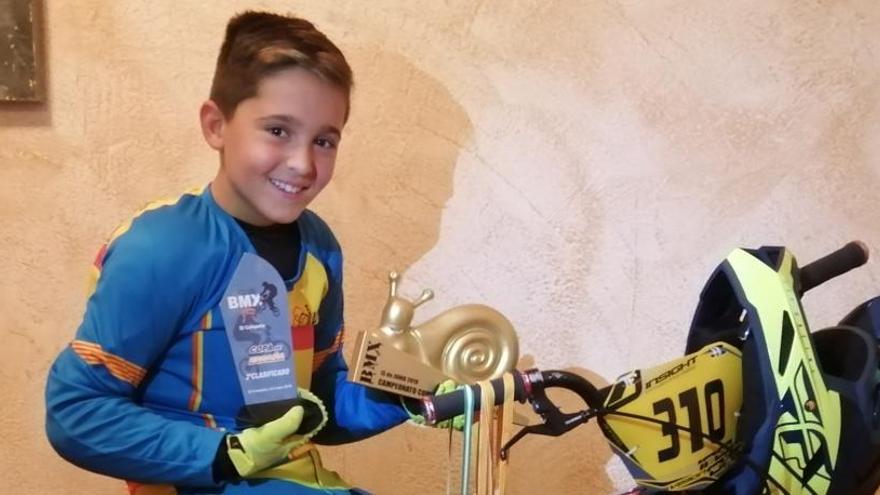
top-left (45, 186), bottom-right (408, 494)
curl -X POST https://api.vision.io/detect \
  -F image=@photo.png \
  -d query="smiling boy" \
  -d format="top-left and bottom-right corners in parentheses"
top-left (45, 11), bottom-right (408, 495)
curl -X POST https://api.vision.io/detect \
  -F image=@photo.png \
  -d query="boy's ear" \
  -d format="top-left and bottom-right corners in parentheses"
top-left (200, 100), bottom-right (226, 150)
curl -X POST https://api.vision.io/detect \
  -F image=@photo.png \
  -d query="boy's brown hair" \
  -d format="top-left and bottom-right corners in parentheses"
top-left (210, 11), bottom-right (353, 118)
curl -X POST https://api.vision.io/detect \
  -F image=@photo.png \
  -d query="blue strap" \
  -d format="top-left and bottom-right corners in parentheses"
top-left (461, 385), bottom-right (475, 495)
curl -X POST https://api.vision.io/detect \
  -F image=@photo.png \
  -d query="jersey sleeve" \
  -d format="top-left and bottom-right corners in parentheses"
top-left (308, 244), bottom-right (408, 445)
top-left (44, 216), bottom-right (225, 486)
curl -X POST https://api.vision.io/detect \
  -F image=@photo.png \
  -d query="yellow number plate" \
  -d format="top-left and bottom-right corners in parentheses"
top-left (601, 342), bottom-right (743, 491)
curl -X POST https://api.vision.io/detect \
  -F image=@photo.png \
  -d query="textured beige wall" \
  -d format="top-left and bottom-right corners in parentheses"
top-left (2, 1), bottom-right (880, 494)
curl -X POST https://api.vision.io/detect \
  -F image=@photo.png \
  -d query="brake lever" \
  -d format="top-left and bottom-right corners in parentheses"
top-left (499, 384), bottom-right (598, 460)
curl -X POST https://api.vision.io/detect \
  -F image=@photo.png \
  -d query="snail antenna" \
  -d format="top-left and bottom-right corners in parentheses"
top-left (413, 289), bottom-right (434, 308)
top-left (388, 271), bottom-right (399, 297)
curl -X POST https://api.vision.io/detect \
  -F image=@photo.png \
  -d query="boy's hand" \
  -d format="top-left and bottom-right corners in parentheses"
top-left (226, 389), bottom-right (327, 477)
top-left (403, 379), bottom-right (468, 430)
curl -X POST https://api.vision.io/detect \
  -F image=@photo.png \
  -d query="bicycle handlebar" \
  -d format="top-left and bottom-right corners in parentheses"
top-left (422, 370), bottom-right (529, 425)
top-left (422, 369), bottom-right (604, 425)
top-left (798, 241), bottom-right (868, 294)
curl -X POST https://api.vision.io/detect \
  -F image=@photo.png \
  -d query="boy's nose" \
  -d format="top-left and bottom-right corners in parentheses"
top-left (284, 145), bottom-right (315, 178)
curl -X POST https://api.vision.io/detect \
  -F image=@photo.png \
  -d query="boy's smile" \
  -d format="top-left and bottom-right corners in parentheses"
top-left (202, 67), bottom-right (348, 226)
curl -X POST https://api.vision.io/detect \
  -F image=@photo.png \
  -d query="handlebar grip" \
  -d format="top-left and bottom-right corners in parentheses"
top-left (421, 371), bottom-right (531, 425)
top-left (799, 241), bottom-right (869, 294)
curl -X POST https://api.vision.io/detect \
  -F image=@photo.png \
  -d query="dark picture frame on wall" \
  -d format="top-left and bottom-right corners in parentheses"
top-left (0, 0), bottom-right (41, 102)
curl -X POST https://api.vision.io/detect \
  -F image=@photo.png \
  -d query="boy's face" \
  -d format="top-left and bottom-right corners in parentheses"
top-left (203, 67), bottom-right (348, 226)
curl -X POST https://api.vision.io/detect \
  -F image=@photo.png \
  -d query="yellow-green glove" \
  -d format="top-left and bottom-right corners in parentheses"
top-left (226, 389), bottom-right (327, 477)
top-left (403, 379), bottom-right (468, 430)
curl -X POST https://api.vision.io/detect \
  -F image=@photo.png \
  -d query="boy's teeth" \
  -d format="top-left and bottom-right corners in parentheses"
top-left (270, 179), bottom-right (302, 193)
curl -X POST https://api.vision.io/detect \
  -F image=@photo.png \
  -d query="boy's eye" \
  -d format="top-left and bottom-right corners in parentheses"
top-left (267, 127), bottom-right (288, 138)
top-left (315, 137), bottom-right (338, 150)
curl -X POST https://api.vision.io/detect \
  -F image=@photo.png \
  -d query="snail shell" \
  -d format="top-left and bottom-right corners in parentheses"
top-left (415, 304), bottom-right (519, 384)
